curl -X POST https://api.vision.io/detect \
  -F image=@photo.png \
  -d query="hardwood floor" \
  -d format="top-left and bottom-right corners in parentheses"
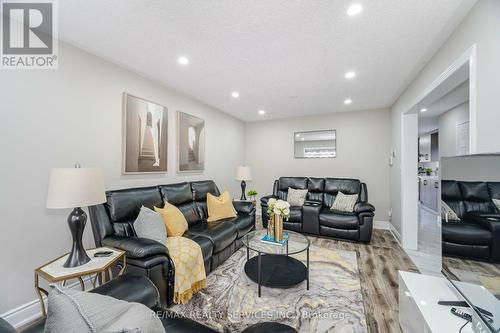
top-left (310, 229), bottom-right (419, 333)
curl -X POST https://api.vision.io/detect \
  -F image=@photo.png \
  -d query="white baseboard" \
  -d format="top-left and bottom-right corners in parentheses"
top-left (389, 224), bottom-right (402, 245)
top-left (373, 220), bottom-right (391, 230)
top-left (1, 277), bottom-right (93, 329)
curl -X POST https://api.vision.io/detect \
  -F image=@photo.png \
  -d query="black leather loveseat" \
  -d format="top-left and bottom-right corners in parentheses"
top-left (260, 177), bottom-right (375, 242)
top-left (88, 180), bottom-right (256, 306)
top-left (441, 180), bottom-right (500, 262)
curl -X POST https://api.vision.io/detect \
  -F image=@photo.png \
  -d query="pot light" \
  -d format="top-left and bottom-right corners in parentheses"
top-left (231, 91), bottom-right (240, 98)
top-left (345, 71), bottom-right (356, 79)
top-left (347, 4), bottom-right (363, 16)
top-left (344, 99), bottom-right (352, 105)
top-left (420, 108), bottom-right (428, 112)
top-left (258, 110), bottom-right (266, 115)
top-left (177, 56), bottom-right (189, 65)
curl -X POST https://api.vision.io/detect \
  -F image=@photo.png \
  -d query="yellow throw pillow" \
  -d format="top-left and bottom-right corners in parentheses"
top-left (207, 190), bottom-right (237, 222)
top-left (154, 202), bottom-right (188, 237)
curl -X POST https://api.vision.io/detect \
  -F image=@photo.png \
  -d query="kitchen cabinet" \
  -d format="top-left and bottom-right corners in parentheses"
top-left (419, 176), bottom-right (439, 212)
top-left (418, 132), bottom-right (439, 162)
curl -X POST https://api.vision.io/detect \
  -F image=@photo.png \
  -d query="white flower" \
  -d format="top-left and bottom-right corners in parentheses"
top-left (283, 208), bottom-right (290, 215)
top-left (275, 200), bottom-right (287, 209)
top-left (273, 208), bottom-right (281, 215)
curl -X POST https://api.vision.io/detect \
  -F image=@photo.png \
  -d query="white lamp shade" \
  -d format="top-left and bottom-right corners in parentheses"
top-left (236, 166), bottom-right (252, 181)
top-left (46, 168), bottom-right (106, 209)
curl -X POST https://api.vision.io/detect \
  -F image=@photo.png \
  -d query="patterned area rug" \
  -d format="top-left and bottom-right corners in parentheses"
top-left (170, 243), bottom-right (367, 332)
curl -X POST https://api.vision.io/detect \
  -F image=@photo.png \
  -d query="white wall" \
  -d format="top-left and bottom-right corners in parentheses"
top-left (0, 42), bottom-right (246, 315)
top-left (245, 109), bottom-right (391, 222)
top-left (438, 102), bottom-right (469, 157)
top-left (390, 0), bottom-right (500, 234)
top-left (442, 154), bottom-right (500, 182)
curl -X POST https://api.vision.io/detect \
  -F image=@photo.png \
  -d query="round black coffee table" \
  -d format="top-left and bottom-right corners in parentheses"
top-left (242, 230), bottom-right (310, 297)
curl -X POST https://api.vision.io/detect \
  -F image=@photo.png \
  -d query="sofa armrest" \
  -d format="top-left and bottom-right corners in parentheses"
top-left (260, 195), bottom-right (277, 206)
top-left (233, 200), bottom-right (255, 215)
top-left (91, 274), bottom-right (160, 308)
top-left (354, 202), bottom-right (375, 214)
top-left (304, 200), bottom-right (322, 207)
top-left (465, 213), bottom-right (500, 261)
top-left (102, 236), bottom-right (168, 259)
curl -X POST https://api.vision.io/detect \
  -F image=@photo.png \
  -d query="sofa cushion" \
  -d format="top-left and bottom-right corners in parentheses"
top-left (176, 202), bottom-right (202, 226)
top-left (44, 285), bottom-right (164, 333)
top-left (207, 190), bottom-right (237, 222)
top-left (191, 180), bottom-right (220, 201)
top-left (134, 207), bottom-right (168, 243)
top-left (159, 182), bottom-right (192, 205)
top-left (154, 202), bottom-right (188, 237)
top-left (319, 208), bottom-right (359, 229)
top-left (220, 214), bottom-right (254, 238)
top-left (287, 188), bottom-right (308, 206)
top-left (288, 207), bottom-right (303, 222)
top-left (442, 222), bottom-right (492, 246)
top-left (277, 177), bottom-right (308, 200)
top-left (186, 221), bottom-right (238, 253)
top-left (106, 187), bottom-right (163, 223)
top-left (323, 178), bottom-right (360, 207)
top-left (307, 177), bottom-right (324, 203)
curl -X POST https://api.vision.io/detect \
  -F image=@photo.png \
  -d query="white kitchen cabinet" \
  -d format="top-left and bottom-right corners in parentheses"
top-left (419, 176), bottom-right (439, 212)
top-left (419, 135), bottom-right (431, 162)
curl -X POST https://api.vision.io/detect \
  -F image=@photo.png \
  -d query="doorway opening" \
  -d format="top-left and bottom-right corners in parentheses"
top-left (400, 45), bottom-right (477, 274)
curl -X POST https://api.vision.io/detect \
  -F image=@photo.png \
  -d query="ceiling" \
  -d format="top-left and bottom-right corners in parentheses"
top-left (58, 0), bottom-right (477, 122)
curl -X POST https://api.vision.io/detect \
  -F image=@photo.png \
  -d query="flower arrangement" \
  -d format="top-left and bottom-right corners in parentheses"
top-left (267, 198), bottom-right (290, 220)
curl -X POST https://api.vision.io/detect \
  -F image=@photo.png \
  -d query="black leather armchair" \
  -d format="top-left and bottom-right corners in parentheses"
top-left (441, 180), bottom-right (500, 262)
top-left (89, 180), bottom-right (256, 306)
top-left (261, 177), bottom-right (375, 242)
top-left (5, 274), bottom-right (217, 333)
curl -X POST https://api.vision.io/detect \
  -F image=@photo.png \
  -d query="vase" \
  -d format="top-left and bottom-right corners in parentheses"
top-left (267, 215), bottom-right (275, 238)
top-left (274, 214), bottom-right (283, 242)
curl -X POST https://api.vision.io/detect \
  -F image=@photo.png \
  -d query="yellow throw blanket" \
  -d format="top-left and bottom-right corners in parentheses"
top-left (165, 236), bottom-right (206, 304)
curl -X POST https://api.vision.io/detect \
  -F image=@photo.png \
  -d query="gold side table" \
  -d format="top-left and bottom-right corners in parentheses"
top-left (34, 247), bottom-right (126, 317)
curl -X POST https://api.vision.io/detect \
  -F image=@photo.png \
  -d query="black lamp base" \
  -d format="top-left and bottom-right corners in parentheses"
top-left (64, 207), bottom-right (91, 268)
top-left (240, 180), bottom-right (247, 200)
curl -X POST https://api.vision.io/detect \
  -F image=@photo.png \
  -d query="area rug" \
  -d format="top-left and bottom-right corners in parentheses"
top-left (444, 266), bottom-right (500, 300)
top-left (170, 244), bottom-right (367, 332)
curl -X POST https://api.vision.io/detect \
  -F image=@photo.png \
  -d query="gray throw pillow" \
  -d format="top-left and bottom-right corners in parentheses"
top-left (441, 200), bottom-right (460, 222)
top-left (44, 284), bottom-right (165, 333)
top-left (287, 188), bottom-right (308, 206)
top-left (493, 198), bottom-right (500, 212)
top-left (331, 192), bottom-right (358, 212)
top-left (134, 206), bottom-right (167, 244)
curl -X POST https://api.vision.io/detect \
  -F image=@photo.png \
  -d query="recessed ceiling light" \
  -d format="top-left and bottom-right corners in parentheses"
top-left (347, 4), bottom-right (363, 16)
top-left (231, 91), bottom-right (240, 98)
top-left (177, 56), bottom-right (189, 65)
top-left (420, 108), bottom-right (428, 112)
top-left (296, 134), bottom-right (301, 137)
top-left (344, 99), bottom-right (352, 105)
top-left (345, 71), bottom-right (356, 79)
top-left (301, 137), bottom-right (305, 141)
top-left (258, 110), bottom-right (266, 115)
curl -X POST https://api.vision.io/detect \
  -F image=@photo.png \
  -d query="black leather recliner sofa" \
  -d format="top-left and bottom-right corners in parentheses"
top-left (88, 180), bottom-right (256, 306)
top-left (260, 177), bottom-right (375, 242)
top-left (441, 180), bottom-right (500, 262)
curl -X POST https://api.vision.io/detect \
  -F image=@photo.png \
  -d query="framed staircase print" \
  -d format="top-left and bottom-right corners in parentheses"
top-left (177, 111), bottom-right (205, 173)
top-left (122, 93), bottom-right (168, 174)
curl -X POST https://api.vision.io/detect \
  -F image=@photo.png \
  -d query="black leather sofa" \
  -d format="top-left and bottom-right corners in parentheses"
top-left (441, 180), bottom-right (500, 262)
top-left (1, 274), bottom-right (216, 333)
top-left (260, 177), bottom-right (375, 242)
top-left (88, 180), bottom-right (256, 306)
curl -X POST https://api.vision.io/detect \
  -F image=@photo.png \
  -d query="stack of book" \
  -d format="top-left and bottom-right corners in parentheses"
top-left (260, 232), bottom-right (289, 246)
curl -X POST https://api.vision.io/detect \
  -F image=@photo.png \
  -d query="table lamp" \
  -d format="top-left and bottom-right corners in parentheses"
top-left (46, 165), bottom-right (106, 268)
top-left (236, 166), bottom-right (252, 200)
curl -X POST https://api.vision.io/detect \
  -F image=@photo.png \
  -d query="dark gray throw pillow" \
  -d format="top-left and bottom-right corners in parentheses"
top-left (44, 285), bottom-right (165, 333)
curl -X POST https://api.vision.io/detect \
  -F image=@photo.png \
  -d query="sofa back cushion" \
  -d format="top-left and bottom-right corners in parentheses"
top-left (459, 182), bottom-right (497, 215)
top-left (307, 177), bottom-right (324, 203)
top-left (106, 187), bottom-right (163, 237)
top-left (191, 180), bottom-right (220, 221)
top-left (277, 177), bottom-right (308, 201)
top-left (441, 180), bottom-right (465, 218)
top-left (323, 178), bottom-right (360, 208)
top-left (160, 182), bottom-right (201, 226)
